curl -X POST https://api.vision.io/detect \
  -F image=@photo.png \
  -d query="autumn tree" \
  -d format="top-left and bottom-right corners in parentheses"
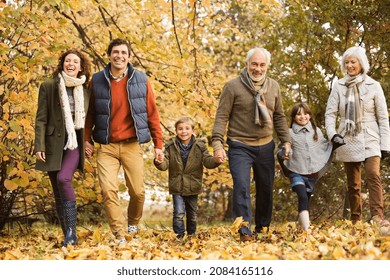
top-left (0, 0), bottom-right (104, 230)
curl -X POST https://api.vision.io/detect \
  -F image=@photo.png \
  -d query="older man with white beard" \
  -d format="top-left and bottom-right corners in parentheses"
top-left (212, 48), bottom-right (291, 242)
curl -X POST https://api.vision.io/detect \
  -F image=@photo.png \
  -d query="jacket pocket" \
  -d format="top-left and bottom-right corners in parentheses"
top-left (190, 176), bottom-right (202, 194)
top-left (46, 125), bottom-right (55, 135)
top-left (170, 176), bottom-right (182, 194)
top-left (366, 126), bottom-right (380, 140)
top-left (45, 126), bottom-right (56, 154)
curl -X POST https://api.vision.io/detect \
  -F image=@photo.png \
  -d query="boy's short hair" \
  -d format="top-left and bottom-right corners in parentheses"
top-left (175, 116), bottom-right (195, 129)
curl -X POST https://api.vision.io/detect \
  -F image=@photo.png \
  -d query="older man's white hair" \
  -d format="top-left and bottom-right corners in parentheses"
top-left (245, 48), bottom-right (271, 65)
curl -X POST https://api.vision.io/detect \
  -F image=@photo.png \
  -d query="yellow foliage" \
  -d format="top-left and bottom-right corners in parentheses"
top-left (96, 194), bottom-right (103, 203)
top-left (92, 227), bottom-right (102, 245)
top-left (1, 220), bottom-right (389, 260)
top-left (4, 179), bottom-right (18, 191)
top-left (19, 118), bottom-right (33, 129)
top-left (6, 131), bottom-right (18, 140)
top-left (230, 217), bottom-right (249, 234)
top-left (332, 246), bottom-right (346, 259)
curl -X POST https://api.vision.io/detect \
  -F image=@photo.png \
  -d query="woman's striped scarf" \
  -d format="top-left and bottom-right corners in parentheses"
top-left (344, 74), bottom-right (364, 136)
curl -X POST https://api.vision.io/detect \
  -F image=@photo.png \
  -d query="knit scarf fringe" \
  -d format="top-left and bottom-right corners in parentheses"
top-left (58, 71), bottom-right (86, 150)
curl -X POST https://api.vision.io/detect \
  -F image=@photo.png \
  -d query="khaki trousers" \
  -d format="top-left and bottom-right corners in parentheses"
top-left (344, 156), bottom-right (384, 222)
top-left (97, 141), bottom-right (145, 239)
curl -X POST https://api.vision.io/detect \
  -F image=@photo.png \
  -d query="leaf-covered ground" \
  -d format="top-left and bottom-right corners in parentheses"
top-left (1, 219), bottom-right (389, 260)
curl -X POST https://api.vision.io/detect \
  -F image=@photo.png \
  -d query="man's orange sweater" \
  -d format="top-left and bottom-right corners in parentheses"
top-left (85, 78), bottom-right (162, 149)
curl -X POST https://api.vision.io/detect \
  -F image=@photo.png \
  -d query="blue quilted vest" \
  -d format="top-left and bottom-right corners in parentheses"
top-left (91, 63), bottom-right (151, 144)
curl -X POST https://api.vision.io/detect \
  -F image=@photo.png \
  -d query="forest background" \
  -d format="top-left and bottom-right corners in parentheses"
top-left (0, 0), bottom-right (389, 260)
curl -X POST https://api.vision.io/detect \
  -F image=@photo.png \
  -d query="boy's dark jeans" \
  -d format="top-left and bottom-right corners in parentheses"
top-left (172, 194), bottom-right (198, 236)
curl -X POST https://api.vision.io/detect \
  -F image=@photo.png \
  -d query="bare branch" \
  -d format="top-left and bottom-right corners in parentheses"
top-left (54, 5), bottom-right (106, 67)
top-left (171, 0), bottom-right (183, 58)
top-left (191, 1), bottom-right (210, 97)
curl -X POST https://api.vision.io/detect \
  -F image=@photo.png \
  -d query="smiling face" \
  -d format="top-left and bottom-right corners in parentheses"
top-left (176, 122), bottom-right (194, 145)
top-left (294, 107), bottom-right (311, 126)
top-left (344, 55), bottom-right (363, 77)
top-left (63, 53), bottom-right (81, 78)
top-left (108, 44), bottom-right (130, 74)
top-left (247, 50), bottom-right (268, 82)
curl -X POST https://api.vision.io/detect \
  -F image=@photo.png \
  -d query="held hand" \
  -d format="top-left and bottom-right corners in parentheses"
top-left (331, 134), bottom-right (345, 145)
top-left (155, 148), bottom-right (164, 163)
top-left (35, 151), bottom-right (46, 162)
top-left (213, 148), bottom-right (226, 163)
top-left (85, 141), bottom-right (95, 158)
top-left (154, 151), bottom-right (165, 165)
top-left (283, 142), bottom-right (292, 160)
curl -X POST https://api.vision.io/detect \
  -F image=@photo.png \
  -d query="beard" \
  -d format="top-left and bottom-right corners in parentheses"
top-left (248, 70), bottom-right (265, 82)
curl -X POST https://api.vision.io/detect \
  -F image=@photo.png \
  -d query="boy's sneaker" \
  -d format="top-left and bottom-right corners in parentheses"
top-left (118, 238), bottom-right (127, 248)
top-left (128, 225), bottom-right (140, 235)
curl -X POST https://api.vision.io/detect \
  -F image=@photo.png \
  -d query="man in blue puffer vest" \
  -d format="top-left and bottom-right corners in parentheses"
top-left (85, 38), bottom-right (163, 246)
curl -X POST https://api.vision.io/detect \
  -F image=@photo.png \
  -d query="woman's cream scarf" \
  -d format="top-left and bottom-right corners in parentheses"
top-left (58, 71), bottom-right (86, 150)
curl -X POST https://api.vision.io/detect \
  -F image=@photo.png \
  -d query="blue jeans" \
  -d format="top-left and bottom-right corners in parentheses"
top-left (289, 173), bottom-right (316, 212)
top-left (289, 173), bottom-right (316, 193)
top-left (227, 139), bottom-right (275, 235)
top-left (172, 194), bottom-right (198, 236)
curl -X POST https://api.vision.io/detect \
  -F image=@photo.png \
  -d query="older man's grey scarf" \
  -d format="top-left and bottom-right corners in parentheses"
top-left (246, 71), bottom-right (272, 128)
top-left (344, 74), bottom-right (364, 136)
top-left (58, 71), bottom-right (86, 150)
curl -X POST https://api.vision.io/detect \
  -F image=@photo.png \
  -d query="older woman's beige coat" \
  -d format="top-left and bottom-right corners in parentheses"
top-left (34, 77), bottom-right (90, 172)
top-left (325, 75), bottom-right (390, 162)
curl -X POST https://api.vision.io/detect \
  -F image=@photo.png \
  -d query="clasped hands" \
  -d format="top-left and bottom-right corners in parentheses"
top-left (213, 148), bottom-right (226, 164)
top-left (85, 141), bottom-right (95, 158)
top-left (331, 134), bottom-right (345, 145)
top-left (279, 142), bottom-right (292, 160)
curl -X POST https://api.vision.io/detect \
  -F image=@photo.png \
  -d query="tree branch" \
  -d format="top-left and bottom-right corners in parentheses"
top-left (54, 5), bottom-right (106, 67)
top-left (191, 0), bottom-right (210, 97)
top-left (171, 0), bottom-right (183, 58)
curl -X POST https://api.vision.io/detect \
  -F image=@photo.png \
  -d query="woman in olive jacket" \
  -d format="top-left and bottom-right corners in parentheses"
top-left (34, 49), bottom-right (91, 246)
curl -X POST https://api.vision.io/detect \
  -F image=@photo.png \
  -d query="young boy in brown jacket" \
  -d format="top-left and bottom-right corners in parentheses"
top-left (154, 116), bottom-right (220, 238)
